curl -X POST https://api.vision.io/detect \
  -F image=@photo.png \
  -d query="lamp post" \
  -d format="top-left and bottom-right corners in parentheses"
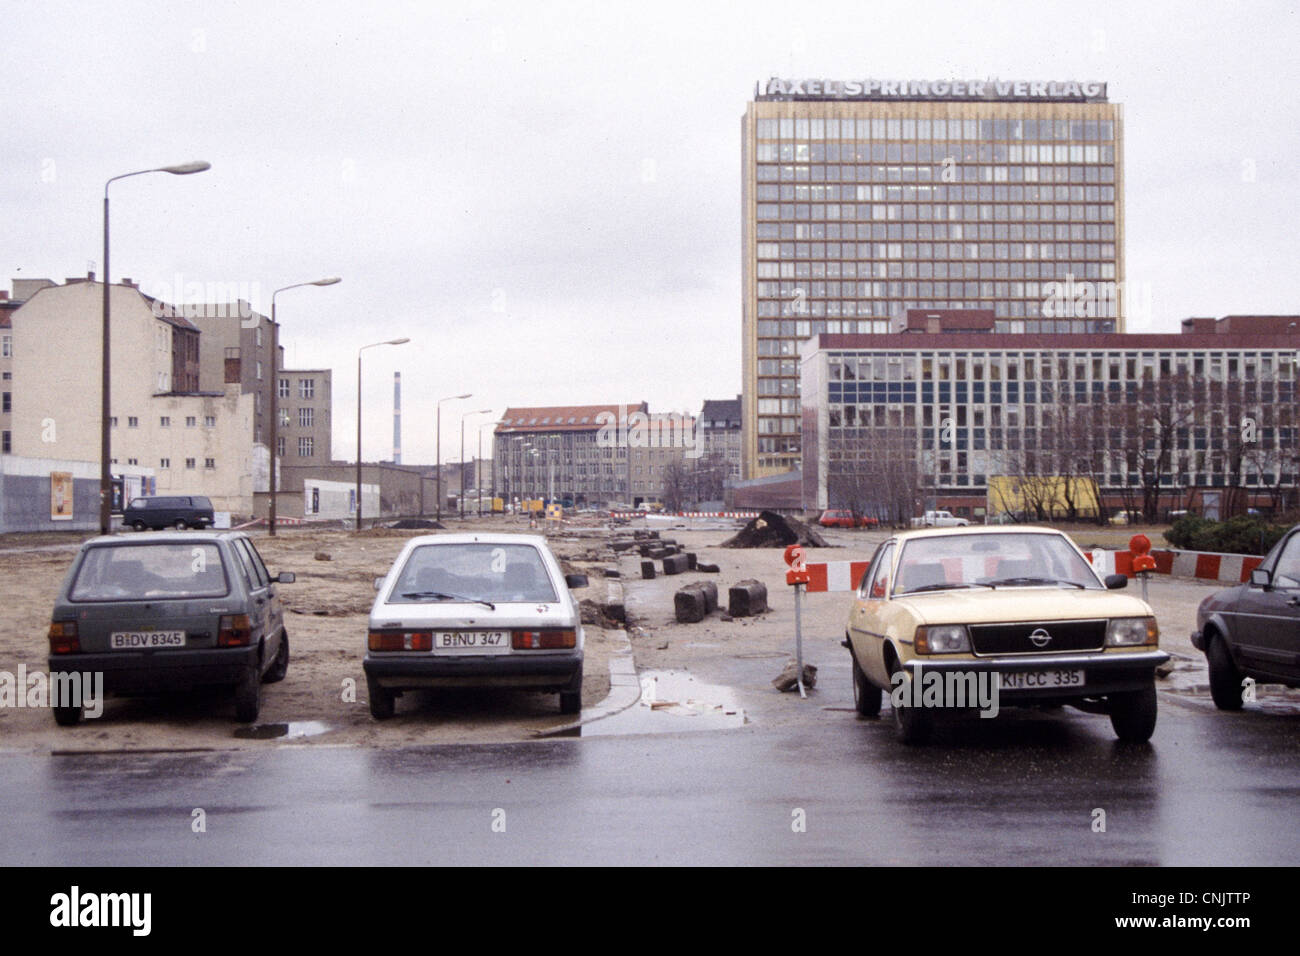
top-left (479, 420), bottom-right (503, 516)
top-left (436, 393), bottom-right (471, 522)
top-left (460, 409), bottom-right (492, 519)
top-left (356, 338), bottom-right (410, 530)
top-left (100, 161), bottom-right (210, 535)
top-left (269, 277), bottom-right (340, 536)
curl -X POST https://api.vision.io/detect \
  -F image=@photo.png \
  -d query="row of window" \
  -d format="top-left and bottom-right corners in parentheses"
top-left (277, 408), bottom-right (318, 427)
top-left (756, 220), bottom-right (1118, 241)
top-left (112, 415), bottom-right (217, 428)
top-left (826, 350), bottom-right (1299, 382)
top-left (759, 183), bottom-right (1117, 203)
top-left (759, 241), bottom-right (1117, 262)
top-left (274, 437), bottom-right (315, 457)
top-left (277, 378), bottom-right (318, 399)
top-left (755, 118), bottom-right (1116, 142)
top-left (757, 143), bottom-right (1116, 164)
top-left (757, 202), bottom-right (1116, 223)
top-left (756, 163), bottom-right (1112, 186)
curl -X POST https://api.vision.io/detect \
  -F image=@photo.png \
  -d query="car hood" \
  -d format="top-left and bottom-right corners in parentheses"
top-left (369, 601), bottom-right (577, 630)
top-left (894, 586), bottom-right (1153, 626)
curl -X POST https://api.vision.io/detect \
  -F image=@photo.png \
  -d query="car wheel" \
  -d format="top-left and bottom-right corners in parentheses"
top-left (1109, 686), bottom-right (1158, 742)
top-left (1206, 635), bottom-right (1245, 711)
top-left (559, 665), bottom-right (583, 715)
top-left (53, 703), bottom-right (83, 726)
top-left (367, 675), bottom-right (395, 719)
top-left (888, 657), bottom-right (932, 745)
top-left (132, 521), bottom-right (147, 532)
top-left (851, 652), bottom-right (881, 717)
top-left (173, 519), bottom-right (188, 530)
top-left (233, 666), bottom-right (262, 723)
top-left (263, 632), bottom-right (289, 683)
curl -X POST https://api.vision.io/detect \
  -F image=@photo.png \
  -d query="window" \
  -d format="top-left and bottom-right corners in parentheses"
top-left (127, 458), bottom-right (138, 465)
top-left (127, 416), bottom-right (139, 428)
top-left (186, 416), bottom-right (197, 427)
top-left (204, 415), bottom-right (216, 427)
top-left (299, 378), bottom-right (315, 399)
top-left (1, 334), bottom-right (10, 357)
top-left (278, 378), bottom-right (290, 399)
top-left (185, 458), bottom-right (196, 469)
top-left (276, 436), bottom-right (286, 457)
top-left (255, 326), bottom-right (263, 348)
top-left (160, 458), bottom-right (170, 468)
top-left (298, 436), bottom-right (314, 457)
top-left (256, 360), bottom-right (263, 380)
top-left (1, 392), bottom-right (8, 413)
top-left (204, 458), bottom-right (215, 469)
top-left (298, 407), bottom-right (314, 428)
top-left (1, 430), bottom-right (9, 453)
top-left (279, 408), bottom-right (290, 426)
top-left (160, 416), bottom-right (170, 427)
top-left (110, 417), bottom-right (118, 428)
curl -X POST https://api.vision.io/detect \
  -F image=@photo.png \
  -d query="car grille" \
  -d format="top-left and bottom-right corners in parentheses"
top-left (969, 619), bottom-right (1106, 656)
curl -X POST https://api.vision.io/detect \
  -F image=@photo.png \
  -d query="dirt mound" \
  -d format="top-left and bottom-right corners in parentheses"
top-left (721, 510), bottom-right (829, 549)
top-left (388, 518), bottom-right (446, 530)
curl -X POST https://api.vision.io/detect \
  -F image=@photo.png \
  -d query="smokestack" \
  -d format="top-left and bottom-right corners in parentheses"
top-left (393, 371), bottom-right (401, 465)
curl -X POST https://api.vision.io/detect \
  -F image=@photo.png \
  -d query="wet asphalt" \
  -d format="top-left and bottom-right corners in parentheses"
top-left (1, 689), bottom-right (1296, 866)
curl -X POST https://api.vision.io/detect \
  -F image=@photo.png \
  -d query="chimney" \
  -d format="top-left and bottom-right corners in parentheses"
top-left (393, 372), bottom-right (402, 465)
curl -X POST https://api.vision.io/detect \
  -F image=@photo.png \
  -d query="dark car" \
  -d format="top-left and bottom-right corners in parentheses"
top-left (123, 495), bottom-right (215, 531)
top-left (1192, 524), bottom-right (1300, 709)
top-left (47, 531), bottom-right (295, 724)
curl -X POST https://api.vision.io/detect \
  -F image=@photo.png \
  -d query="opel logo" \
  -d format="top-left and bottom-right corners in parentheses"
top-left (1029, 628), bottom-right (1052, 648)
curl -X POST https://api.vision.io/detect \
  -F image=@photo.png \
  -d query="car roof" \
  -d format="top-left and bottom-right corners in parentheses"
top-left (401, 533), bottom-right (551, 548)
top-left (83, 530), bottom-right (243, 546)
top-left (892, 525), bottom-right (1067, 542)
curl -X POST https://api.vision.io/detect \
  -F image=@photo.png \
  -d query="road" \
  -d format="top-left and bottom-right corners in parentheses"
top-left (1, 688), bottom-right (1295, 866)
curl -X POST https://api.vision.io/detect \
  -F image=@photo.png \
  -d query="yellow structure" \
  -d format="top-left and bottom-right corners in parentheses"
top-left (987, 475), bottom-right (1100, 519)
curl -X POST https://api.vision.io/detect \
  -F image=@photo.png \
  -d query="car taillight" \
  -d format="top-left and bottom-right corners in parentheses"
top-left (368, 631), bottom-right (433, 651)
top-left (512, 629), bottom-right (576, 650)
top-left (218, 614), bottom-right (253, 647)
top-left (48, 620), bottom-right (80, 654)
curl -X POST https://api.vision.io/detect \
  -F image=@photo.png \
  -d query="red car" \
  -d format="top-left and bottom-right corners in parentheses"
top-left (819, 509), bottom-right (878, 528)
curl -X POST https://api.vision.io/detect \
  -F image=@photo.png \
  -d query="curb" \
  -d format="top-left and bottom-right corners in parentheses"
top-left (534, 625), bottom-right (642, 738)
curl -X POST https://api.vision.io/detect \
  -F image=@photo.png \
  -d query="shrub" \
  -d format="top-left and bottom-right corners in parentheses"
top-left (1166, 514), bottom-right (1289, 555)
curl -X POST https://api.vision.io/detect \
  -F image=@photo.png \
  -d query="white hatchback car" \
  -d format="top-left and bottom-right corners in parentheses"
top-left (363, 534), bottom-right (588, 718)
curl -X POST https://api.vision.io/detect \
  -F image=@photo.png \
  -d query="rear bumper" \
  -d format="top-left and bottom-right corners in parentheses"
top-left (364, 651), bottom-right (582, 692)
top-left (48, 645), bottom-right (259, 694)
top-left (902, 649), bottom-right (1169, 700)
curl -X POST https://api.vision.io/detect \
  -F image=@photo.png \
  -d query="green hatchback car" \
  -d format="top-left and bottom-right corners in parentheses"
top-left (47, 531), bottom-right (295, 724)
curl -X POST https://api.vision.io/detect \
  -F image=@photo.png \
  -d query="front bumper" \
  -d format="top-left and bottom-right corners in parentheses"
top-left (902, 649), bottom-right (1169, 700)
top-left (364, 651), bottom-right (583, 692)
top-left (48, 645), bottom-right (260, 694)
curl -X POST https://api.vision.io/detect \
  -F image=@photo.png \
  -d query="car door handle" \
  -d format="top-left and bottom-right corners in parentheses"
top-left (1288, 597), bottom-right (1300, 607)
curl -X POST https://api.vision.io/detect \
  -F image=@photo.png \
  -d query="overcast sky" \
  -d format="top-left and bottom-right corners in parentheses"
top-left (4, 0), bottom-right (1298, 464)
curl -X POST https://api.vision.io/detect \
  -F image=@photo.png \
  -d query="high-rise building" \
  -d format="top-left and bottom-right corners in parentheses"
top-left (742, 77), bottom-right (1124, 478)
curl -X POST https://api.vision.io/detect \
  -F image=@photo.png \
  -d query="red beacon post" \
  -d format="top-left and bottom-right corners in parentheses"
top-left (784, 544), bottom-right (810, 698)
top-left (1130, 533), bottom-right (1156, 600)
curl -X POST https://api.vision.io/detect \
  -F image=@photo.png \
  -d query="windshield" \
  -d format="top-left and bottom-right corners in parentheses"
top-left (894, 532), bottom-right (1101, 595)
top-left (388, 543), bottom-right (559, 604)
top-left (70, 543), bottom-right (229, 600)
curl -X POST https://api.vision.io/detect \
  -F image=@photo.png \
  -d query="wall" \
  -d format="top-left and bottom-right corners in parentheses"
top-left (0, 456), bottom-right (98, 532)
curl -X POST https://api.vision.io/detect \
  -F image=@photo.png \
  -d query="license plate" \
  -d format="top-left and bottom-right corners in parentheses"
top-left (110, 630), bottom-right (186, 649)
top-left (998, 669), bottom-right (1085, 690)
top-left (432, 630), bottom-right (509, 653)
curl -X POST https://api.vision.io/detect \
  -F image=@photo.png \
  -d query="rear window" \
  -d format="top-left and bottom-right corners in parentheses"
top-left (388, 542), bottom-right (558, 604)
top-left (70, 543), bottom-right (230, 601)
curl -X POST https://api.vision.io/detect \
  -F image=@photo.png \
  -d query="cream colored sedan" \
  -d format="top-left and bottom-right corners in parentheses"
top-left (843, 526), bottom-right (1168, 744)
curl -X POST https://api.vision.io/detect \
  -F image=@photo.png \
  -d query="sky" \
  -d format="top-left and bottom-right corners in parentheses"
top-left (4, 0), bottom-right (1298, 464)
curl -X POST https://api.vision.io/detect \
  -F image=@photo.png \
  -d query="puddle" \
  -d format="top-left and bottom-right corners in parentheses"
top-left (233, 721), bottom-right (331, 741)
top-left (581, 669), bottom-right (746, 736)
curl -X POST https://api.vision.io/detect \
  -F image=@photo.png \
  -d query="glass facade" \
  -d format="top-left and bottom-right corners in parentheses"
top-left (743, 94), bottom-right (1124, 478)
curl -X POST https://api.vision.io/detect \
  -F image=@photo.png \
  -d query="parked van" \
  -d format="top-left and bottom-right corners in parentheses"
top-left (123, 495), bottom-right (215, 531)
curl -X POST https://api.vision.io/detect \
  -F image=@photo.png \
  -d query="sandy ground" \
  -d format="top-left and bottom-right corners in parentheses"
top-left (0, 517), bottom-right (617, 753)
top-left (1, 515), bottom-right (1293, 752)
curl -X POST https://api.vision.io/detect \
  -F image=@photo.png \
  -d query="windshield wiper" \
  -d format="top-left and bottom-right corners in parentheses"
top-left (987, 577), bottom-right (1085, 589)
top-left (904, 582), bottom-right (996, 594)
top-left (400, 591), bottom-right (496, 610)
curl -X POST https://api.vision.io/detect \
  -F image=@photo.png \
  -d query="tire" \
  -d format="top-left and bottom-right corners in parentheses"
top-left (263, 632), bottom-right (289, 683)
top-left (53, 704), bottom-right (83, 726)
top-left (559, 665), bottom-right (583, 715)
top-left (173, 519), bottom-right (188, 530)
top-left (233, 666), bottom-right (262, 723)
top-left (367, 675), bottom-right (395, 719)
top-left (132, 521), bottom-right (147, 532)
top-left (1207, 634), bottom-right (1245, 711)
top-left (1109, 686), bottom-right (1158, 742)
top-left (888, 657), bottom-right (933, 745)
top-left (851, 651), bottom-right (881, 717)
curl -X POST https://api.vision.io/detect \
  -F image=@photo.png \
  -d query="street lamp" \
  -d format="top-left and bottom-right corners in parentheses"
top-left (460, 409), bottom-right (492, 519)
top-left (356, 338), bottom-right (410, 530)
top-left (100, 161), bottom-right (210, 534)
top-left (436, 393), bottom-right (471, 522)
top-left (269, 277), bottom-right (340, 535)
top-left (479, 420), bottom-right (504, 516)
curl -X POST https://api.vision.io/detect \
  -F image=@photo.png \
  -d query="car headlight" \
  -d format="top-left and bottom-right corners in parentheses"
top-left (1106, 617), bottom-right (1158, 646)
top-left (915, 624), bottom-right (970, 654)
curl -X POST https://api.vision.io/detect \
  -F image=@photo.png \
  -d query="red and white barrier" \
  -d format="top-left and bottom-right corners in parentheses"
top-left (607, 511), bottom-right (759, 519)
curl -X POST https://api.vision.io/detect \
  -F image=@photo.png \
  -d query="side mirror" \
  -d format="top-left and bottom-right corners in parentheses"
top-left (277, 571), bottom-right (296, 584)
top-left (566, 574), bottom-right (589, 589)
top-left (374, 577), bottom-right (386, 591)
top-left (1250, 568), bottom-right (1271, 589)
top-left (1104, 573), bottom-right (1127, 590)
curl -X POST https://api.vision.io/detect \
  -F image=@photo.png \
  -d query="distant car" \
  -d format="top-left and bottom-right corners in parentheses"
top-left (46, 531), bottom-right (294, 724)
top-left (819, 509), bottom-right (877, 528)
top-left (844, 526), bottom-right (1167, 744)
top-left (123, 495), bottom-right (214, 531)
top-left (364, 533), bottom-right (588, 718)
top-left (1192, 523), bottom-right (1300, 710)
top-left (910, 510), bottom-right (970, 528)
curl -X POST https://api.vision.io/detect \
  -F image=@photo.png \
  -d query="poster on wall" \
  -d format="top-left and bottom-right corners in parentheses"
top-left (50, 471), bottom-right (74, 521)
